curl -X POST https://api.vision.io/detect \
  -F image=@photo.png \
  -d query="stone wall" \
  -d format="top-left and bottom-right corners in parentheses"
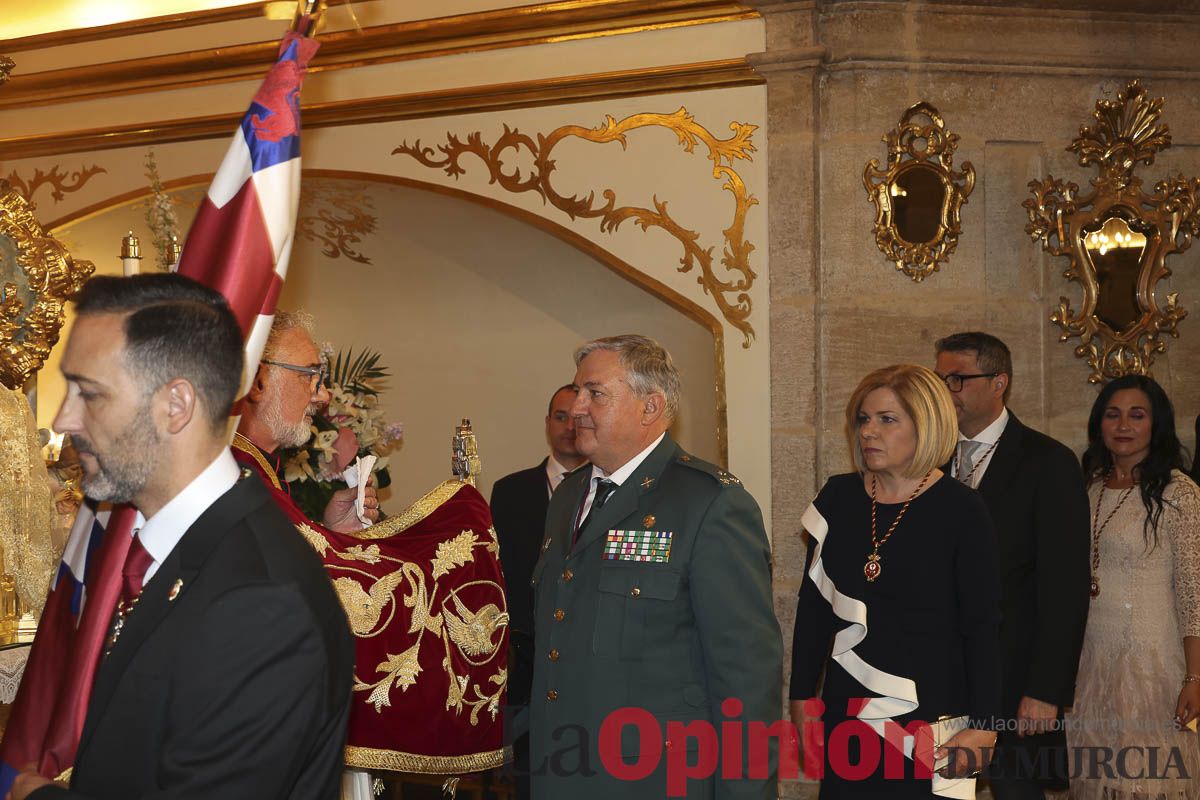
top-left (755, 2), bottom-right (1200, 793)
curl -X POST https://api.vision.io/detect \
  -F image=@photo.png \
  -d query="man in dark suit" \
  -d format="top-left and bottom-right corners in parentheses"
top-left (934, 332), bottom-right (1090, 800)
top-left (530, 335), bottom-right (781, 800)
top-left (490, 384), bottom-right (584, 798)
top-left (13, 274), bottom-right (354, 800)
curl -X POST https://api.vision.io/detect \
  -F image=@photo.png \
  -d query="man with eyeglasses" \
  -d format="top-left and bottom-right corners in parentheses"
top-left (234, 309), bottom-right (379, 532)
top-left (934, 332), bottom-right (1089, 800)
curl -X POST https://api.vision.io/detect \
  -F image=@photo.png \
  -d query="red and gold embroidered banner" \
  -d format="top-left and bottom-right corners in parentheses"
top-left (233, 440), bottom-right (509, 773)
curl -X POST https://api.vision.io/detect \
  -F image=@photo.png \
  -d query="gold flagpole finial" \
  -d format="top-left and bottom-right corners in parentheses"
top-left (292, 0), bottom-right (326, 35)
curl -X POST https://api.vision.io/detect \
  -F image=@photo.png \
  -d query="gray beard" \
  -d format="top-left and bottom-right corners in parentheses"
top-left (262, 383), bottom-right (315, 449)
top-left (77, 400), bottom-right (161, 504)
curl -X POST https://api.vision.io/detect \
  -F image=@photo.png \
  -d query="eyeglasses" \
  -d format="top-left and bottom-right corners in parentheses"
top-left (938, 372), bottom-right (998, 393)
top-left (261, 358), bottom-right (327, 388)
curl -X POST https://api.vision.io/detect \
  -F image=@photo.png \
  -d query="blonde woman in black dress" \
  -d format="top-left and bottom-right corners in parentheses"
top-left (790, 364), bottom-right (1002, 799)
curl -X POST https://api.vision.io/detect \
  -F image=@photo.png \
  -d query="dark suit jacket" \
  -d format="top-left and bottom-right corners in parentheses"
top-left (954, 412), bottom-right (1090, 789)
top-left (530, 435), bottom-right (781, 800)
top-left (490, 459), bottom-right (551, 707)
top-left (33, 476), bottom-right (355, 800)
top-left (1192, 414), bottom-right (1199, 483)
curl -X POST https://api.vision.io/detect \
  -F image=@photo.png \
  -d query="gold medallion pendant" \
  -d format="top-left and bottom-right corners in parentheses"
top-left (864, 553), bottom-right (882, 582)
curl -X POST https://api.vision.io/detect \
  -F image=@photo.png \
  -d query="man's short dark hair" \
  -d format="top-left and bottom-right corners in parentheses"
top-left (547, 384), bottom-right (578, 416)
top-left (935, 331), bottom-right (1013, 402)
top-left (74, 274), bottom-right (244, 429)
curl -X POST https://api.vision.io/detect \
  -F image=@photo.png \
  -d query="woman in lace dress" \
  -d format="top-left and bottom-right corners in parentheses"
top-left (1069, 375), bottom-right (1200, 800)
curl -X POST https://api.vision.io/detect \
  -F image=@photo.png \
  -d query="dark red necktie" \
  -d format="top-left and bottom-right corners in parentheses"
top-left (121, 532), bottom-right (155, 607)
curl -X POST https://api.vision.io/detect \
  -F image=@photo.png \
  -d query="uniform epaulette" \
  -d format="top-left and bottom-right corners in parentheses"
top-left (675, 451), bottom-right (742, 486)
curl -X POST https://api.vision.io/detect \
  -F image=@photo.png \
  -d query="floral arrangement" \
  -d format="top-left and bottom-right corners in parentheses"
top-left (281, 346), bottom-right (404, 521)
top-left (143, 150), bottom-right (180, 270)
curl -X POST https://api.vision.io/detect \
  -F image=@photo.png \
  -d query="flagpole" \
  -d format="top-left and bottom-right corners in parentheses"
top-left (292, 0), bottom-right (325, 36)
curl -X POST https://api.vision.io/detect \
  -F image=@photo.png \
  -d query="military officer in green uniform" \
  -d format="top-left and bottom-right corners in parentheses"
top-left (530, 334), bottom-right (782, 799)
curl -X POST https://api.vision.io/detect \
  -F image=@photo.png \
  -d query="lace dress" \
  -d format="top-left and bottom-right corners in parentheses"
top-left (1068, 471), bottom-right (1200, 800)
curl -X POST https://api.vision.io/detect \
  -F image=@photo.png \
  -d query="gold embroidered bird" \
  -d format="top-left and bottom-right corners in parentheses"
top-left (333, 571), bottom-right (405, 635)
top-left (443, 593), bottom-right (509, 657)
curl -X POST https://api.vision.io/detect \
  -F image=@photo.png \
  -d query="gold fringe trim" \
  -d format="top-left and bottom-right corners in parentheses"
top-left (344, 744), bottom-right (510, 774)
top-left (231, 433), bottom-right (282, 490)
top-left (346, 480), bottom-right (467, 540)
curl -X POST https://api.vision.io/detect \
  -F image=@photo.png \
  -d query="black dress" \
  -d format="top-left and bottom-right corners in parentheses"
top-left (790, 472), bottom-right (1002, 799)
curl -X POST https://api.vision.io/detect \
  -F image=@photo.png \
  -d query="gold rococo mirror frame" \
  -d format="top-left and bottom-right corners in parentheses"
top-left (0, 179), bottom-right (94, 390)
top-left (1024, 80), bottom-right (1199, 383)
top-left (863, 102), bottom-right (976, 282)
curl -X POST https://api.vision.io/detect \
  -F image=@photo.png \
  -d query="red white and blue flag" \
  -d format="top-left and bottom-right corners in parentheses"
top-left (178, 28), bottom-right (320, 393)
top-left (0, 24), bottom-right (319, 793)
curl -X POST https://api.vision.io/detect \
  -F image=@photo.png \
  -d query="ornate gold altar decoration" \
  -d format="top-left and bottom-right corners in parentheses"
top-left (0, 387), bottom-right (56, 624)
top-left (5, 164), bottom-right (107, 207)
top-left (0, 56), bottom-right (13, 87)
top-left (393, 107), bottom-right (760, 346)
top-left (0, 179), bottom-right (94, 390)
top-left (863, 102), bottom-right (975, 282)
top-left (298, 181), bottom-right (376, 264)
top-left (1024, 80), bottom-right (1199, 382)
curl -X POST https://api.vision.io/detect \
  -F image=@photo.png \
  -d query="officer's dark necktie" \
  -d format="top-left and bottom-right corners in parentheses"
top-left (573, 478), bottom-right (616, 547)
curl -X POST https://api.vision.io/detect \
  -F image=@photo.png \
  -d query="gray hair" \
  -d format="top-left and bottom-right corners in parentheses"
top-left (574, 334), bottom-right (681, 422)
top-left (262, 309), bottom-right (316, 361)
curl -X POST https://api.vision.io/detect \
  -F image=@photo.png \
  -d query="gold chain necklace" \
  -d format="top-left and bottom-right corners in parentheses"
top-left (865, 471), bottom-right (932, 582)
top-left (1089, 480), bottom-right (1135, 598)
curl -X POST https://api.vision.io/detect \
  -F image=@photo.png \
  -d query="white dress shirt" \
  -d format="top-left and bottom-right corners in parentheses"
top-left (956, 408), bottom-right (1009, 489)
top-left (545, 454), bottom-right (574, 497)
top-left (136, 449), bottom-right (240, 584)
top-left (577, 433), bottom-right (665, 522)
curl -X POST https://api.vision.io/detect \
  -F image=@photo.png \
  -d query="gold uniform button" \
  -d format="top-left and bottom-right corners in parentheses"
top-left (562, 569), bottom-right (573, 582)
top-left (554, 609), bottom-right (565, 621)
top-left (547, 690), bottom-right (559, 701)
top-left (549, 649), bottom-right (560, 661)
top-left (630, 587), bottom-right (641, 597)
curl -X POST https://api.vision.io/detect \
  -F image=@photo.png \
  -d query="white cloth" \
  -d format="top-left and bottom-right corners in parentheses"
top-left (340, 769), bottom-right (375, 800)
top-left (137, 449), bottom-right (239, 585)
top-left (577, 433), bottom-right (664, 522)
top-left (955, 408), bottom-right (1008, 489)
top-left (342, 455), bottom-right (377, 529)
top-left (0, 645), bottom-right (30, 704)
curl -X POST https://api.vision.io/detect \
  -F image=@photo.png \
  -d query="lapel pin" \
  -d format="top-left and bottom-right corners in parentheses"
top-left (168, 579), bottom-right (183, 601)
top-left (641, 476), bottom-right (654, 489)
top-left (643, 514), bottom-right (656, 528)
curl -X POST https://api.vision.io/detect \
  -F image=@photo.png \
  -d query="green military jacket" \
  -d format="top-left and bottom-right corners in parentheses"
top-left (529, 433), bottom-right (781, 799)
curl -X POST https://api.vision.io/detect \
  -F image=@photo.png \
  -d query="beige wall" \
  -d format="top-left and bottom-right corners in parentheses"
top-left (42, 178), bottom-right (720, 508)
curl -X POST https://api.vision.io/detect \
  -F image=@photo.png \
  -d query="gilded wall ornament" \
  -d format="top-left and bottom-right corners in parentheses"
top-left (0, 179), bottom-right (94, 390)
top-left (298, 182), bottom-right (376, 264)
top-left (392, 107), bottom-right (760, 346)
top-left (5, 164), bottom-right (107, 207)
top-left (1024, 80), bottom-right (1199, 383)
top-left (0, 56), bottom-right (13, 87)
top-left (863, 102), bottom-right (975, 282)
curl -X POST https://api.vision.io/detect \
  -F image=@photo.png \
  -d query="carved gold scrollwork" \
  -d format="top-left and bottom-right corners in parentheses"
top-left (0, 180), bottom-right (94, 389)
top-left (1024, 80), bottom-right (1198, 383)
top-left (863, 102), bottom-right (975, 282)
top-left (392, 107), bottom-right (760, 346)
top-left (297, 182), bottom-right (376, 264)
top-left (5, 164), bottom-right (106, 206)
